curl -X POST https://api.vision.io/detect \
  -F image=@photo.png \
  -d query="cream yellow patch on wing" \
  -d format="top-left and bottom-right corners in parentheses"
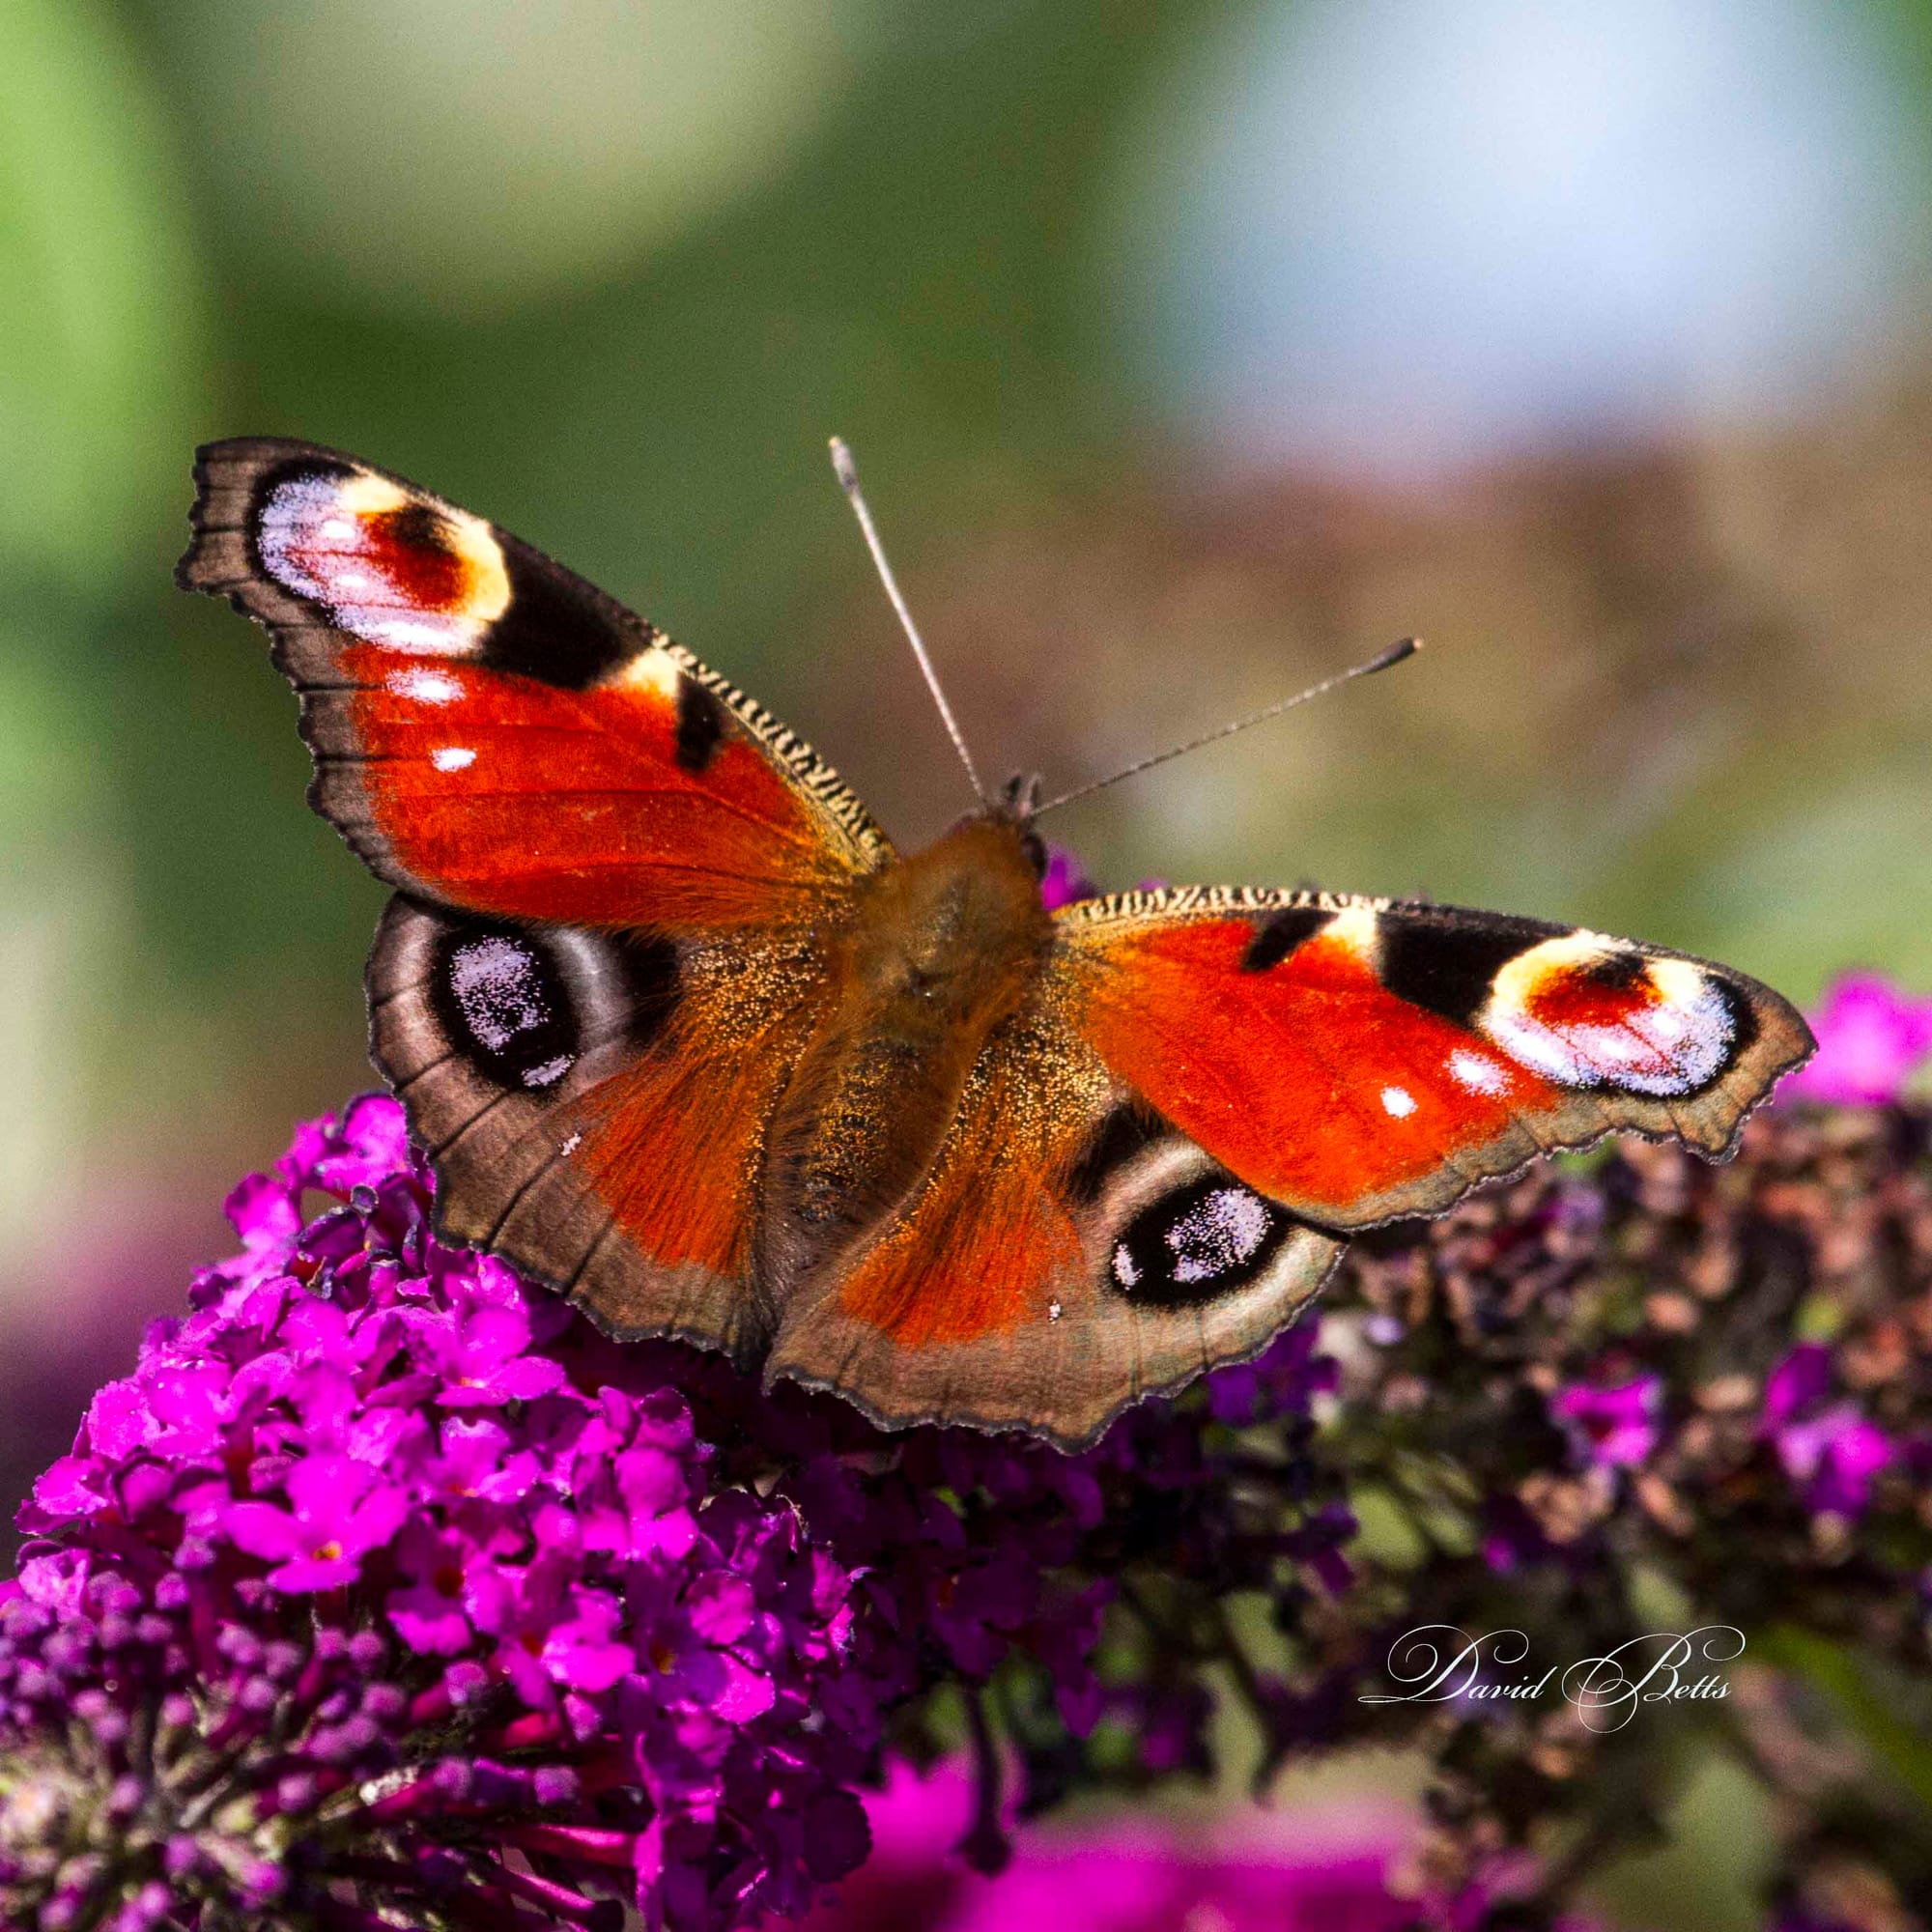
top-left (1644, 957), bottom-right (1706, 1018)
top-left (428, 501), bottom-right (510, 624)
top-left (1486, 930), bottom-right (1619, 1014)
top-left (332, 472), bottom-right (412, 519)
top-left (1322, 903), bottom-right (1381, 965)
top-left (615, 647), bottom-right (683, 705)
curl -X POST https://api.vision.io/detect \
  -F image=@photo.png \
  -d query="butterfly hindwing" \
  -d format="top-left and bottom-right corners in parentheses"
top-left (178, 437), bottom-right (892, 930)
top-left (765, 988), bottom-right (1344, 1447)
top-left (369, 895), bottom-right (829, 1361)
top-left (1056, 889), bottom-right (1814, 1229)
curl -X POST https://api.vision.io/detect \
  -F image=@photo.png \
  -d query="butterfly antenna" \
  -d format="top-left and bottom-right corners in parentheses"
top-left (1032, 636), bottom-right (1421, 818)
top-left (829, 437), bottom-right (986, 806)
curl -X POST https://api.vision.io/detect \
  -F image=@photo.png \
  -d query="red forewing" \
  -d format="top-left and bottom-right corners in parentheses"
top-left (1055, 891), bottom-right (1814, 1229)
top-left (178, 438), bottom-right (890, 930)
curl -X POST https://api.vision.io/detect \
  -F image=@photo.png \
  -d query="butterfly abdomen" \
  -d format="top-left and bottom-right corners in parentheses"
top-left (754, 818), bottom-right (1051, 1297)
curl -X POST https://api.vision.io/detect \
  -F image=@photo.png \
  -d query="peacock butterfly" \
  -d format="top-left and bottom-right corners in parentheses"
top-left (179, 437), bottom-right (1814, 1447)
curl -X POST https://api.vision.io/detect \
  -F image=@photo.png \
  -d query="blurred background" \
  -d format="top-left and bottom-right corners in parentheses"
top-left (3, 0), bottom-right (1930, 1919)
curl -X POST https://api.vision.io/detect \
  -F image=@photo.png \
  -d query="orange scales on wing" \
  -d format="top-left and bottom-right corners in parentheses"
top-left (338, 640), bottom-right (834, 931)
top-left (1072, 913), bottom-right (1563, 1218)
top-left (830, 1037), bottom-right (1089, 1346)
top-left (565, 934), bottom-right (827, 1283)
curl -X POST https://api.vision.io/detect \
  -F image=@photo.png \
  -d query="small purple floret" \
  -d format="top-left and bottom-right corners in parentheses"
top-left (1782, 972), bottom-right (1932, 1107)
top-left (1551, 1374), bottom-right (1663, 1470)
top-left (1762, 1345), bottom-right (1897, 1518)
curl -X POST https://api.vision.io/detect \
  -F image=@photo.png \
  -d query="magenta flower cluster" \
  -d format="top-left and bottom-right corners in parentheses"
top-left (796, 1764), bottom-right (1427, 1932)
top-left (3, 1098), bottom-right (881, 1929)
top-left (7, 945), bottom-right (1927, 1932)
top-left (0, 1095), bottom-right (1343, 1930)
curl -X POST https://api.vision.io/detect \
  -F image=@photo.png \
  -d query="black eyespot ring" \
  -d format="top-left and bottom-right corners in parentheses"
top-left (1109, 1177), bottom-right (1293, 1308)
top-left (428, 919), bottom-right (581, 1092)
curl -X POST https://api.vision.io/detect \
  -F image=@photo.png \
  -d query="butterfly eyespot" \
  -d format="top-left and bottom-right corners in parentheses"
top-left (1480, 939), bottom-right (1752, 1097)
top-left (1108, 1177), bottom-right (1293, 1308)
top-left (428, 923), bottom-right (582, 1093)
top-left (255, 466), bottom-right (511, 654)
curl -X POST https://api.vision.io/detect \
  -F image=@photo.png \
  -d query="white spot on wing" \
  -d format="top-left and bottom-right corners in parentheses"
top-left (431, 746), bottom-right (476, 773)
top-left (559, 1131), bottom-right (582, 1156)
top-left (1448, 1049), bottom-right (1508, 1095)
top-left (618, 649), bottom-right (682, 703)
top-left (1168, 1186), bottom-right (1271, 1284)
top-left (1048, 1299), bottom-right (1063, 1321)
top-left (368, 616), bottom-right (475, 657)
top-left (390, 668), bottom-right (463, 705)
top-left (1113, 1242), bottom-right (1139, 1290)
top-left (1323, 903), bottom-right (1380, 963)
top-left (523, 1056), bottom-right (572, 1090)
top-left (1380, 1084), bottom-right (1417, 1118)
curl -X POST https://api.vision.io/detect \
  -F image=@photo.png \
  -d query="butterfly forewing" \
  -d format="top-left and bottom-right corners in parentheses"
top-left (1054, 888), bottom-right (1814, 1230)
top-left (178, 437), bottom-right (892, 928)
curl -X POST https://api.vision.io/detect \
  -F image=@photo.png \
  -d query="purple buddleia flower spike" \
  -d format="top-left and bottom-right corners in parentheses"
top-left (1, 1095), bottom-right (1344, 1928)
top-left (0, 1103), bottom-right (883, 1930)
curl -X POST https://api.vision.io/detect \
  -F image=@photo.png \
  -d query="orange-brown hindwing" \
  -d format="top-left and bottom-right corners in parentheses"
top-left (765, 980), bottom-right (1343, 1448)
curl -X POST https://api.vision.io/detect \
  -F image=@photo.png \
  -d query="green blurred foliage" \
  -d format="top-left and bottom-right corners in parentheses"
top-left (0, 0), bottom-right (206, 593)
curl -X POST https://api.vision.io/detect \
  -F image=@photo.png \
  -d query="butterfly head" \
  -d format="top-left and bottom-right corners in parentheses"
top-left (990, 771), bottom-right (1048, 880)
